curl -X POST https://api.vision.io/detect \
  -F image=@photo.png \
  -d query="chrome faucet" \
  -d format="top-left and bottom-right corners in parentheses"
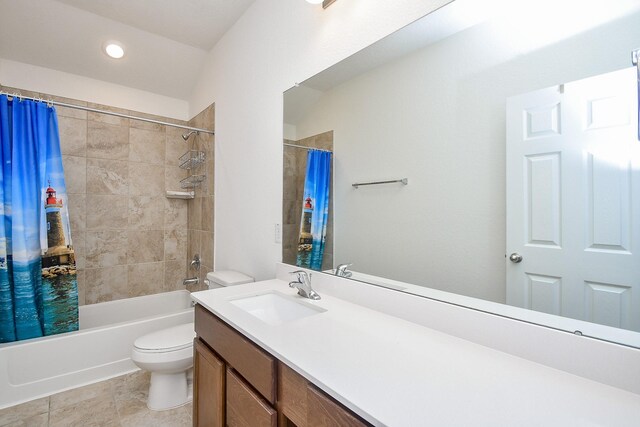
top-left (190, 254), bottom-right (201, 271)
top-left (183, 277), bottom-right (199, 286)
top-left (288, 270), bottom-right (321, 300)
top-left (335, 263), bottom-right (353, 278)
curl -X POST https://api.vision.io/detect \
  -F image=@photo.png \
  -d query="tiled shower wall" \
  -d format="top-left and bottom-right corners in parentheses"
top-left (0, 84), bottom-right (200, 304)
top-left (186, 105), bottom-right (215, 287)
top-left (282, 131), bottom-right (333, 270)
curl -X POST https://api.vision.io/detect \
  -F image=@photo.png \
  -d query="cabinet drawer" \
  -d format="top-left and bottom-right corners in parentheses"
top-left (195, 305), bottom-right (277, 404)
top-left (227, 368), bottom-right (277, 427)
top-left (307, 385), bottom-right (370, 427)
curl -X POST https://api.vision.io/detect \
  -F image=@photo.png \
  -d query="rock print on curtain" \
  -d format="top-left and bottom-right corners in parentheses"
top-left (0, 95), bottom-right (78, 343)
top-left (296, 149), bottom-right (331, 270)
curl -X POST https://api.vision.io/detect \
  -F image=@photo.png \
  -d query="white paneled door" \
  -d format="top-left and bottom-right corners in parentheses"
top-left (506, 67), bottom-right (640, 332)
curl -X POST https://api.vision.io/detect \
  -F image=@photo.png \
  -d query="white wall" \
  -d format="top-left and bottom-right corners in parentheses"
top-left (188, 0), bottom-right (452, 280)
top-left (289, 8), bottom-right (640, 302)
top-left (0, 59), bottom-right (190, 120)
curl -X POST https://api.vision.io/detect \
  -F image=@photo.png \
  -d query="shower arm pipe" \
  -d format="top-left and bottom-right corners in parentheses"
top-left (283, 142), bottom-right (332, 153)
top-left (0, 91), bottom-right (214, 135)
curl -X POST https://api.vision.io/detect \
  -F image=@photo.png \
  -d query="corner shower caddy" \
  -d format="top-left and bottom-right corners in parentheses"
top-left (166, 149), bottom-right (206, 199)
top-left (179, 149), bottom-right (206, 189)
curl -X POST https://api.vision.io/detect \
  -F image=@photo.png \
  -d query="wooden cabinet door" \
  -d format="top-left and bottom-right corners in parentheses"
top-left (307, 385), bottom-right (369, 427)
top-left (227, 368), bottom-right (277, 427)
top-left (193, 338), bottom-right (225, 427)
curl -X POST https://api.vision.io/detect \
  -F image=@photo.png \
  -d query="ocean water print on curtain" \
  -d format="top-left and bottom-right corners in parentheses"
top-left (0, 95), bottom-right (78, 343)
top-left (296, 150), bottom-right (331, 270)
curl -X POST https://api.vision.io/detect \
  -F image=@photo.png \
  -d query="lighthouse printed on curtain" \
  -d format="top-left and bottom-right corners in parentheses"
top-left (296, 150), bottom-right (331, 270)
top-left (36, 181), bottom-right (78, 337)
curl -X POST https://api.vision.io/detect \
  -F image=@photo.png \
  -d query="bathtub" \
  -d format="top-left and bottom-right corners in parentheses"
top-left (0, 290), bottom-right (194, 409)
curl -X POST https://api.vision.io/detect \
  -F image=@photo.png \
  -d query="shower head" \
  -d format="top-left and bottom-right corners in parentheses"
top-left (182, 130), bottom-right (198, 141)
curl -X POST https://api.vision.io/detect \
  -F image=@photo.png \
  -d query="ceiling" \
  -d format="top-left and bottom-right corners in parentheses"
top-left (0, 0), bottom-right (255, 100)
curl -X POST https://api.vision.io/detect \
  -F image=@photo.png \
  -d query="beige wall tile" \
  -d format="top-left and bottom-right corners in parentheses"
top-left (129, 128), bottom-right (165, 165)
top-left (86, 158), bottom-right (129, 195)
top-left (67, 194), bottom-right (86, 233)
top-left (87, 195), bottom-right (128, 230)
top-left (199, 231), bottom-right (213, 268)
top-left (76, 269), bottom-right (86, 306)
top-left (187, 197), bottom-right (202, 231)
top-left (129, 162), bottom-right (164, 196)
top-left (164, 260), bottom-right (186, 292)
top-left (128, 196), bottom-right (164, 230)
top-left (87, 103), bottom-right (129, 127)
top-left (165, 127), bottom-right (187, 165)
top-left (128, 112), bottom-right (166, 132)
top-left (62, 155), bottom-right (86, 194)
top-left (201, 196), bottom-right (214, 232)
top-left (283, 173), bottom-right (299, 204)
top-left (187, 230), bottom-right (201, 264)
top-left (164, 229), bottom-right (187, 261)
top-left (127, 230), bottom-right (164, 263)
top-left (58, 116), bottom-right (87, 156)
top-left (206, 159), bottom-right (214, 196)
top-left (283, 200), bottom-right (299, 225)
top-left (51, 95), bottom-right (88, 120)
top-left (283, 248), bottom-right (296, 265)
top-left (190, 104), bottom-right (214, 132)
top-left (72, 230), bottom-right (85, 269)
top-left (87, 121), bottom-right (128, 160)
top-left (86, 230), bottom-right (127, 268)
top-left (164, 165), bottom-right (187, 192)
top-left (164, 198), bottom-right (188, 230)
top-left (127, 262), bottom-right (164, 297)
top-left (85, 266), bottom-right (128, 304)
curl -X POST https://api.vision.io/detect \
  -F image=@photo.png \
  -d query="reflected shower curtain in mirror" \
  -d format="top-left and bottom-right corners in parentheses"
top-left (0, 95), bottom-right (78, 343)
top-left (296, 150), bottom-right (331, 270)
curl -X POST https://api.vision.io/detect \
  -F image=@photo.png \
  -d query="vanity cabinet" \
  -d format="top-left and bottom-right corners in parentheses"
top-left (193, 339), bottom-right (225, 427)
top-left (193, 304), bottom-right (371, 427)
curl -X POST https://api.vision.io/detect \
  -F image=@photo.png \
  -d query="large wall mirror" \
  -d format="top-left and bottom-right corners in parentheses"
top-left (283, 0), bottom-right (640, 348)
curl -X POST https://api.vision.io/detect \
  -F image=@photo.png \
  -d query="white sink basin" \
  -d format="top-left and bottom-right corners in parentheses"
top-left (229, 292), bottom-right (326, 326)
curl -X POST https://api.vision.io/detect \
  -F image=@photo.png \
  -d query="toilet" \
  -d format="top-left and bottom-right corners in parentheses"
top-left (131, 270), bottom-right (254, 411)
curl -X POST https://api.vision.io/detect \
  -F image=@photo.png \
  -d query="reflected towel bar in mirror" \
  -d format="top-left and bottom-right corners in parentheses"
top-left (352, 178), bottom-right (408, 189)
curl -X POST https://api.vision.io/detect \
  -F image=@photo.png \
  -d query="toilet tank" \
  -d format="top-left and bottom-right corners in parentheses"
top-left (206, 270), bottom-right (254, 288)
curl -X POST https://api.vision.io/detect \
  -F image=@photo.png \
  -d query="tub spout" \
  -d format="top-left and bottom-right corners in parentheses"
top-left (183, 277), bottom-right (199, 286)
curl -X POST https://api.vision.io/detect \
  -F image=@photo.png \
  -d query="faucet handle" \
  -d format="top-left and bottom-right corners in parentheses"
top-left (289, 270), bottom-right (310, 284)
top-left (335, 263), bottom-right (353, 277)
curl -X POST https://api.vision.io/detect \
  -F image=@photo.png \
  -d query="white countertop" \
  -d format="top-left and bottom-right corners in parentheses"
top-left (192, 279), bottom-right (640, 427)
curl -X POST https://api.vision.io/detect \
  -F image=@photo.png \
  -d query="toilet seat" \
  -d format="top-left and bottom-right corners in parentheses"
top-left (134, 322), bottom-right (195, 354)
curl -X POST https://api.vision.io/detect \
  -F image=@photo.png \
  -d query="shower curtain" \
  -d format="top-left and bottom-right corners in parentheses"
top-left (296, 150), bottom-right (331, 270)
top-left (0, 95), bottom-right (78, 343)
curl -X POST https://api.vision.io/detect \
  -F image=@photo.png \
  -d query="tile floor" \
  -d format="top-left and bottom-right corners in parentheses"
top-left (0, 371), bottom-right (192, 427)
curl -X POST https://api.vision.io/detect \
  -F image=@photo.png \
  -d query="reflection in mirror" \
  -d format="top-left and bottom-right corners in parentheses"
top-left (283, 0), bottom-right (640, 347)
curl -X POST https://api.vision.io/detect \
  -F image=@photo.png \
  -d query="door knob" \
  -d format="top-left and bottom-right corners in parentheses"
top-left (509, 253), bottom-right (523, 263)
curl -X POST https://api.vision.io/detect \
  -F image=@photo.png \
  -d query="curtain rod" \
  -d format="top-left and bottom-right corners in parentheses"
top-left (283, 142), bottom-right (332, 153)
top-left (0, 91), bottom-right (214, 135)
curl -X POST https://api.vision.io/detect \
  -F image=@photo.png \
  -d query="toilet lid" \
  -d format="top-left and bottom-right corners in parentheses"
top-left (134, 323), bottom-right (195, 353)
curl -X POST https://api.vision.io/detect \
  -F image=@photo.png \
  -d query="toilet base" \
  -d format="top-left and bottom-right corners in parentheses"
top-left (147, 369), bottom-right (193, 411)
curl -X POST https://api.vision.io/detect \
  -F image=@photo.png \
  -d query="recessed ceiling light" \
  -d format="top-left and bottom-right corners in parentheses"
top-left (306, 0), bottom-right (323, 4)
top-left (103, 42), bottom-right (125, 59)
